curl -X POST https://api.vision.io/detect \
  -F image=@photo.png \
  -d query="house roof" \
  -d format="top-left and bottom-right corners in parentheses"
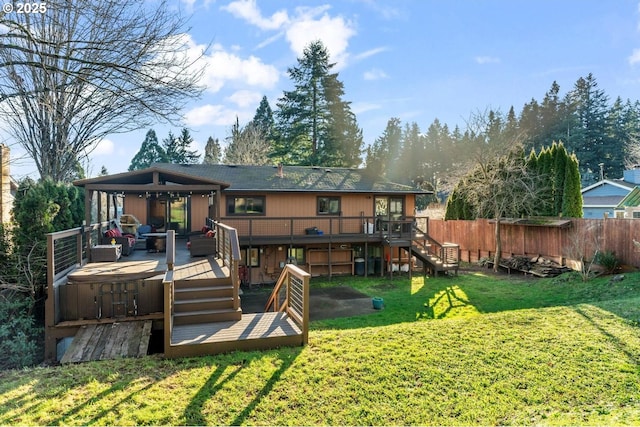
top-left (582, 195), bottom-right (627, 207)
top-left (616, 186), bottom-right (640, 209)
top-left (152, 163), bottom-right (428, 194)
top-left (581, 179), bottom-right (636, 194)
top-left (73, 165), bottom-right (231, 189)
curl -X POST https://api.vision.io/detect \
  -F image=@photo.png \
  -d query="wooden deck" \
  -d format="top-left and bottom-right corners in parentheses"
top-left (66, 256), bottom-right (228, 284)
top-left (167, 312), bottom-right (303, 358)
top-left (60, 320), bottom-right (152, 364)
top-left (172, 257), bottom-right (229, 282)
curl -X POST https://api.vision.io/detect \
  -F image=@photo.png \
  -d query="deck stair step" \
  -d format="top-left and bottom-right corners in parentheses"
top-left (173, 276), bottom-right (230, 288)
top-left (173, 307), bottom-right (242, 325)
top-left (174, 284), bottom-right (234, 299)
top-left (174, 296), bottom-right (235, 313)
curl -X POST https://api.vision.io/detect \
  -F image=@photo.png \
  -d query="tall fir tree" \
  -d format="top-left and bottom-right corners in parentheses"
top-left (163, 128), bottom-right (200, 164)
top-left (565, 73), bottom-right (610, 185)
top-left (252, 96), bottom-right (276, 142)
top-left (274, 40), bottom-right (362, 166)
top-left (365, 117), bottom-right (402, 178)
top-left (203, 136), bottom-right (222, 165)
top-left (128, 129), bottom-right (166, 171)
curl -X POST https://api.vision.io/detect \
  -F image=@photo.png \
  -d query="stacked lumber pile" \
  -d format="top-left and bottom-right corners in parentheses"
top-left (500, 255), bottom-right (572, 277)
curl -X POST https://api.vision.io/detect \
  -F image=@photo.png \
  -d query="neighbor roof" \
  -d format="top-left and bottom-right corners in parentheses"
top-left (154, 163), bottom-right (428, 194)
top-left (616, 186), bottom-right (640, 209)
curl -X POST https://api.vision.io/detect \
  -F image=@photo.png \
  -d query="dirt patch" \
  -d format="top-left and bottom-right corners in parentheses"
top-left (310, 286), bottom-right (368, 300)
top-left (371, 282), bottom-right (397, 291)
top-left (240, 285), bottom-right (377, 321)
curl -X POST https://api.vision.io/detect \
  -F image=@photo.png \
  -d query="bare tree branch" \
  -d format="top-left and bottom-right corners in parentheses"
top-left (0, 0), bottom-right (205, 181)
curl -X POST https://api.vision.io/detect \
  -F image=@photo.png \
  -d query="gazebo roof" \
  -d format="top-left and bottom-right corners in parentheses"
top-left (73, 166), bottom-right (230, 192)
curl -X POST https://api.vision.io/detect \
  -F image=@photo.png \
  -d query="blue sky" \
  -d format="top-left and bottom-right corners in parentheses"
top-left (7, 0), bottom-right (640, 178)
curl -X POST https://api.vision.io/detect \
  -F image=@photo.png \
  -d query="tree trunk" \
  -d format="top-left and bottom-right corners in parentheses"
top-left (493, 218), bottom-right (502, 272)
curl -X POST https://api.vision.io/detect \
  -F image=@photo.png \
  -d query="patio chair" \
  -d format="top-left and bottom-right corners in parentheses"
top-left (101, 218), bottom-right (136, 256)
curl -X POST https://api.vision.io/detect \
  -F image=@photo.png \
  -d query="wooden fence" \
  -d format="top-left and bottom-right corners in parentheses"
top-left (427, 218), bottom-right (640, 268)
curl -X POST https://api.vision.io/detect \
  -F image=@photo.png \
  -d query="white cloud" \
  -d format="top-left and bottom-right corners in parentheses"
top-left (222, 0), bottom-right (289, 30)
top-left (363, 68), bottom-right (388, 81)
top-left (92, 138), bottom-right (115, 156)
top-left (629, 48), bottom-right (640, 65)
top-left (354, 47), bottom-right (388, 61)
top-left (226, 90), bottom-right (263, 108)
top-left (351, 102), bottom-right (382, 115)
top-left (222, 2), bottom-right (357, 69)
top-left (162, 34), bottom-right (279, 93)
top-left (184, 104), bottom-right (253, 127)
top-left (475, 56), bottom-right (501, 64)
top-left (285, 9), bottom-right (356, 67)
top-left (201, 47), bottom-right (280, 93)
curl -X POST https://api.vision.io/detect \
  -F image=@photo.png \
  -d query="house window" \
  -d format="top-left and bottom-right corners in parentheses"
top-left (227, 196), bottom-right (265, 215)
top-left (241, 247), bottom-right (260, 267)
top-left (287, 247), bottom-right (305, 265)
top-left (318, 196), bottom-right (341, 215)
top-left (633, 211), bottom-right (640, 219)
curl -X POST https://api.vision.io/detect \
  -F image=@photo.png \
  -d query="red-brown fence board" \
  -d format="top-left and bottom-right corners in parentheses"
top-left (428, 218), bottom-right (640, 268)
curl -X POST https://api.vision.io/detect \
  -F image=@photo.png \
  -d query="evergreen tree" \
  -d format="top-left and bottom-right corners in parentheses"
top-left (163, 128), bottom-right (200, 164)
top-left (365, 117), bottom-right (402, 178)
top-left (203, 136), bottom-right (222, 165)
top-left (274, 40), bottom-right (362, 166)
top-left (128, 129), bottom-right (166, 171)
top-left (623, 100), bottom-right (640, 168)
top-left (566, 73), bottom-right (610, 185)
top-left (562, 153), bottom-right (583, 217)
top-left (551, 142), bottom-right (568, 215)
top-left (252, 96), bottom-right (276, 141)
top-left (394, 122), bottom-right (423, 184)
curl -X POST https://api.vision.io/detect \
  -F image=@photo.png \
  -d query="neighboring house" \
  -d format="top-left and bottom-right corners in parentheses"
top-left (614, 186), bottom-right (640, 218)
top-left (74, 163), bottom-right (431, 284)
top-left (581, 168), bottom-right (640, 218)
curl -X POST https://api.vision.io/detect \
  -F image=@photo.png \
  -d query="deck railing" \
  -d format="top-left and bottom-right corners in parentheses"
top-left (221, 215), bottom-right (416, 242)
top-left (207, 219), bottom-right (241, 309)
top-left (264, 264), bottom-right (310, 344)
top-left (414, 224), bottom-right (460, 266)
top-left (45, 223), bottom-right (102, 360)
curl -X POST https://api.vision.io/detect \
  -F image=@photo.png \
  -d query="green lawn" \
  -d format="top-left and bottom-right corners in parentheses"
top-left (2, 268), bottom-right (640, 425)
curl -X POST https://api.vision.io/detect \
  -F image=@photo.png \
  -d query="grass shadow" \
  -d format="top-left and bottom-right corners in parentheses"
top-left (309, 269), bottom-right (640, 331)
top-left (229, 347), bottom-right (302, 426)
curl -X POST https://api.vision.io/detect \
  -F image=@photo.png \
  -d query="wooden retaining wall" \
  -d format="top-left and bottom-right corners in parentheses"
top-left (428, 218), bottom-right (640, 267)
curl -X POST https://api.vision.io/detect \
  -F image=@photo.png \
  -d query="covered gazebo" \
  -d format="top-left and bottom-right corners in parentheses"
top-left (73, 165), bottom-right (230, 236)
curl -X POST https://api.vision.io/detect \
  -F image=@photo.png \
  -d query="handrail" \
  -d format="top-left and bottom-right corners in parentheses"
top-left (413, 223), bottom-right (459, 266)
top-left (162, 269), bottom-right (174, 356)
top-left (265, 264), bottom-right (310, 344)
top-left (208, 219), bottom-right (241, 310)
top-left (220, 215), bottom-right (416, 241)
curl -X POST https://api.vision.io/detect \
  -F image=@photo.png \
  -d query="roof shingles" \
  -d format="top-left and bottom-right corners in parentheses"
top-left (155, 164), bottom-right (423, 194)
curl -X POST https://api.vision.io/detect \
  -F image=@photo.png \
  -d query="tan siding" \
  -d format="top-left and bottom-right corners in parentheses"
top-left (222, 193), bottom-right (375, 218)
top-left (123, 197), bottom-right (147, 224)
top-left (190, 196), bottom-right (210, 231)
top-left (405, 195), bottom-right (416, 215)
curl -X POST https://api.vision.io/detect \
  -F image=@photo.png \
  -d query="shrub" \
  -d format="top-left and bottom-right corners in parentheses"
top-left (0, 294), bottom-right (42, 370)
top-left (595, 250), bottom-right (620, 274)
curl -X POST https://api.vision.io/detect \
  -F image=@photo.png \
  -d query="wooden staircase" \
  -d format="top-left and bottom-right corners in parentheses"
top-left (410, 240), bottom-right (459, 276)
top-left (385, 222), bottom-right (460, 277)
top-left (172, 266), bottom-right (241, 326)
top-left (164, 259), bottom-right (309, 359)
